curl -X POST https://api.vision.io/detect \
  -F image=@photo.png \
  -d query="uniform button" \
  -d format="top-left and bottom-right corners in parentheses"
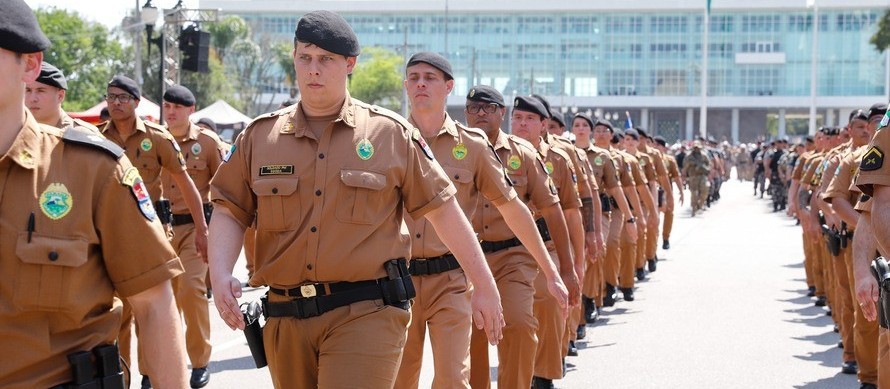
top-left (315, 189), bottom-right (322, 196)
top-left (415, 233), bottom-right (421, 238)
top-left (48, 251), bottom-right (59, 261)
top-left (319, 153), bottom-right (325, 159)
top-left (484, 226), bottom-right (489, 229)
top-left (272, 188), bottom-right (278, 194)
top-left (307, 264), bottom-right (313, 270)
top-left (484, 204), bottom-right (489, 208)
top-left (311, 226), bottom-right (317, 232)
top-left (454, 175), bottom-right (460, 180)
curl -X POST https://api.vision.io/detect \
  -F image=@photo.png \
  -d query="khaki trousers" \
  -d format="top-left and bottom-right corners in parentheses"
top-left (603, 208), bottom-right (624, 290)
top-left (662, 206), bottom-right (674, 242)
top-left (469, 246), bottom-right (539, 389)
top-left (533, 250), bottom-right (566, 379)
top-left (636, 220), bottom-right (648, 271)
top-left (171, 223), bottom-right (212, 369)
top-left (803, 232), bottom-right (815, 288)
top-left (264, 297), bottom-right (410, 388)
top-left (833, 247), bottom-right (855, 363)
top-left (645, 206), bottom-right (659, 259)
top-left (394, 269), bottom-right (471, 389)
top-left (879, 327), bottom-right (890, 389)
top-left (619, 222), bottom-right (637, 289)
top-left (846, 242), bottom-right (880, 385)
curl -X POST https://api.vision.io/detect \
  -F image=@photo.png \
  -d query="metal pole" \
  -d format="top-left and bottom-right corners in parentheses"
top-left (443, 0), bottom-right (448, 55)
top-left (699, 6), bottom-right (709, 139)
top-left (159, 30), bottom-right (165, 125)
top-left (401, 27), bottom-right (408, 117)
top-left (135, 0), bottom-right (143, 87)
top-left (809, 4), bottom-right (819, 135)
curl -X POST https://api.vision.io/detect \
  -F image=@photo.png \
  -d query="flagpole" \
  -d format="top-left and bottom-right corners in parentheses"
top-left (808, 0), bottom-right (819, 135)
top-left (699, 2), bottom-right (710, 140)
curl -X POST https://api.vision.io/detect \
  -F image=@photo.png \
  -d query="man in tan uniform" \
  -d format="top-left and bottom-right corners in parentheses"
top-left (466, 91), bottom-right (576, 389)
top-left (622, 129), bottom-right (658, 281)
top-left (0, 1), bottom-right (189, 387)
top-left (636, 128), bottom-right (672, 271)
top-left (653, 136), bottom-right (684, 249)
top-left (160, 85), bottom-right (229, 388)
top-left (24, 61), bottom-right (99, 131)
top-left (209, 12), bottom-right (505, 388)
top-left (394, 54), bottom-right (567, 389)
top-left (789, 137), bottom-right (818, 296)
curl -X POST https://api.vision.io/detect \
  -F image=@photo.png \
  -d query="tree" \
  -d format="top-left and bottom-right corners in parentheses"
top-left (207, 15), bottom-right (249, 63)
top-left (35, 8), bottom-right (130, 111)
top-left (273, 41), bottom-right (297, 97)
top-left (872, 10), bottom-right (890, 52)
top-left (348, 47), bottom-right (403, 111)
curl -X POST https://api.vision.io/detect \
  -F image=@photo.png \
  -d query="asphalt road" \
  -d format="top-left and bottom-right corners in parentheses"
top-left (128, 179), bottom-right (856, 388)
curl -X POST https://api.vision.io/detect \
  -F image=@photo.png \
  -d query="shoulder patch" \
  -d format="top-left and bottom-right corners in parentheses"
top-left (367, 104), bottom-right (415, 134)
top-left (411, 128), bottom-right (435, 160)
top-left (62, 126), bottom-right (124, 159)
top-left (860, 147), bottom-right (883, 172)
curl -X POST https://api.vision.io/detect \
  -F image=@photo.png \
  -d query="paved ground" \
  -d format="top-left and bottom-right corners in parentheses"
top-left (128, 179), bottom-right (857, 388)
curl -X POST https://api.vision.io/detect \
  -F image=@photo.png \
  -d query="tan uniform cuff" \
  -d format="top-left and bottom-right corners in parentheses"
top-left (115, 257), bottom-right (184, 297)
top-left (408, 185), bottom-right (457, 220)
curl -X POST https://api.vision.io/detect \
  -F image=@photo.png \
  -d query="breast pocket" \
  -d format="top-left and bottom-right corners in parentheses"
top-left (187, 159), bottom-right (209, 181)
top-left (252, 178), bottom-right (300, 231)
top-left (136, 156), bottom-right (161, 182)
top-left (336, 169), bottom-right (387, 225)
top-left (14, 233), bottom-right (89, 313)
top-left (508, 174), bottom-right (528, 200)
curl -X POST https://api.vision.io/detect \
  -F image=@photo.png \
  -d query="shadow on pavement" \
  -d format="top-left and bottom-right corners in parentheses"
top-left (793, 347), bottom-right (843, 369)
top-left (209, 355), bottom-right (262, 373)
top-left (794, 374), bottom-right (858, 389)
top-left (792, 332), bottom-right (841, 347)
top-left (784, 262), bottom-right (805, 269)
top-left (780, 294), bottom-right (815, 305)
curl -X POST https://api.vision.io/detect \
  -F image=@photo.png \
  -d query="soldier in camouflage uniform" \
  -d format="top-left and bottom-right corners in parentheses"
top-left (683, 141), bottom-right (711, 216)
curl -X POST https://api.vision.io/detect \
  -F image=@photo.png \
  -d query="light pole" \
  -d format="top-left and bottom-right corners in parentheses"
top-left (141, 0), bottom-right (164, 123)
top-left (808, 0), bottom-right (819, 135)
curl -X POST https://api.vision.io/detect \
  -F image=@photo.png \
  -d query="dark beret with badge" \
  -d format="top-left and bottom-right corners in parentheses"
top-left (849, 109), bottom-right (868, 123)
top-left (513, 96), bottom-right (548, 120)
top-left (0, 0), bottom-right (51, 54)
top-left (549, 108), bottom-right (565, 127)
top-left (654, 136), bottom-right (667, 147)
top-left (163, 85), bottom-right (196, 107)
top-left (529, 94), bottom-right (552, 118)
top-left (36, 62), bottom-right (67, 90)
top-left (108, 75), bottom-right (141, 100)
top-left (593, 118), bottom-right (614, 133)
top-left (868, 103), bottom-right (887, 120)
top-left (407, 51), bottom-right (453, 81)
top-left (196, 117), bottom-right (217, 132)
top-left (624, 128), bottom-right (640, 140)
top-left (635, 127), bottom-right (651, 139)
top-left (295, 10), bottom-right (360, 57)
top-left (467, 85), bottom-right (505, 107)
top-left (573, 113), bottom-right (594, 129)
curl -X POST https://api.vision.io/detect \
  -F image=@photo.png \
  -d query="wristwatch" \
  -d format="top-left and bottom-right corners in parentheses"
top-left (626, 217), bottom-right (636, 224)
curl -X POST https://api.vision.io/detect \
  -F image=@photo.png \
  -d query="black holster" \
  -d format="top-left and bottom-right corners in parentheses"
top-left (154, 200), bottom-right (172, 225)
top-left (871, 257), bottom-right (890, 329)
top-left (535, 217), bottom-right (551, 242)
top-left (241, 300), bottom-right (267, 368)
top-left (59, 344), bottom-right (124, 389)
top-left (823, 225), bottom-right (841, 257)
top-left (600, 193), bottom-right (612, 213)
top-left (382, 259), bottom-right (415, 308)
top-left (657, 187), bottom-right (665, 208)
top-left (203, 203), bottom-right (213, 223)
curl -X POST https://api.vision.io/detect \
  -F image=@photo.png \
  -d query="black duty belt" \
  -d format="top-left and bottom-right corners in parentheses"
top-left (264, 260), bottom-right (414, 319)
top-left (409, 254), bottom-right (461, 276)
top-left (171, 213), bottom-right (194, 226)
top-left (480, 237), bottom-right (522, 253)
top-left (535, 217), bottom-right (551, 242)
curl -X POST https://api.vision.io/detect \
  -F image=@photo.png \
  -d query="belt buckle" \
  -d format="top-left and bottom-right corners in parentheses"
top-left (300, 284), bottom-right (317, 298)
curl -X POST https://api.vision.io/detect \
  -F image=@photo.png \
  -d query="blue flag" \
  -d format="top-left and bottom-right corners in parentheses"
top-left (624, 111), bottom-right (634, 129)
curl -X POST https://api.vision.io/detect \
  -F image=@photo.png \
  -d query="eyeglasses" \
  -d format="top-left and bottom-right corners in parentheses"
top-left (105, 93), bottom-right (134, 103)
top-left (466, 103), bottom-right (500, 114)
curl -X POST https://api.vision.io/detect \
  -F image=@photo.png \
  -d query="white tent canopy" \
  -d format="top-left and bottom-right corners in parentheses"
top-left (191, 100), bottom-right (252, 130)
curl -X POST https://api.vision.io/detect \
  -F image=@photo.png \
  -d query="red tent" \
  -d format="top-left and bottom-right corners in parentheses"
top-left (68, 98), bottom-right (161, 124)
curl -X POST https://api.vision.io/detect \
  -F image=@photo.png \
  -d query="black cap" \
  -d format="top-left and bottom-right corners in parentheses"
top-left (549, 108), bottom-right (565, 127)
top-left (624, 128), bottom-right (640, 140)
top-left (99, 107), bottom-right (110, 120)
top-left (849, 109), bottom-right (868, 123)
top-left (467, 85), bottom-right (505, 106)
top-left (529, 94), bottom-right (551, 118)
top-left (867, 103), bottom-right (887, 119)
top-left (407, 51), bottom-right (453, 81)
top-left (295, 10), bottom-right (360, 57)
top-left (107, 75), bottom-right (141, 100)
top-left (611, 131), bottom-right (623, 144)
top-left (513, 96), bottom-right (548, 119)
top-left (0, 0), bottom-right (50, 54)
top-left (593, 118), bottom-right (614, 133)
top-left (573, 113), bottom-right (594, 129)
top-left (635, 127), bottom-right (651, 139)
top-left (196, 117), bottom-right (217, 132)
top-left (36, 62), bottom-right (67, 90)
top-left (805, 136), bottom-right (814, 143)
top-left (163, 85), bottom-right (196, 107)
top-left (654, 136), bottom-right (667, 147)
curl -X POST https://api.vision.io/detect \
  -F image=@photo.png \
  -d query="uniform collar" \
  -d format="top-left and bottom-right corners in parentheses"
top-left (287, 94), bottom-right (357, 138)
top-left (492, 129), bottom-right (512, 151)
top-left (8, 110), bottom-right (43, 170)
top-left (101, 116), bottom-right (148, 135)
top-left (170, 122), bottom-right (201, 142)
top-left (407, 112), bottom-right (459, 139)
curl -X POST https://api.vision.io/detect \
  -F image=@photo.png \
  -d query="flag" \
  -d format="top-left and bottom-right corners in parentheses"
top-left (624, 111), bottom-right (633, 129)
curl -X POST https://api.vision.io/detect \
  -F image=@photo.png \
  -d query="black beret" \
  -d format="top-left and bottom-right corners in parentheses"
top-left (529, 94), bottom-right (551, 118)
top-left (163, 85), bottom-right (196, 107)
top-left (624, 128), bottom-right (640, 140)
top-left (610, 132), bottom-right (622, 144)
top-left (805, 136), bottom-right (814, 143)
top-left (849, 109), bottom-right (868, 123)
top-left (99, 107), bottom-right (110, 119)
top-left (407, 51), bottom-right (453, 81)
top-left (0, 0), bottom-right (50, 54)
top-left (295, 10), bottom-right (360, 57)
top-left (572, 113), bottom-right (594, 129)
top-left (818, 126), bottom-right (831, 135)
top-left (196, 117), bottom-right (217, 132)
top-left (107, 75), bottom-right (141, 100)
top-left (36, 62), bottom-right (67, 90)
top-left (548, 108), bottom-right (565, 127)
top-left (654, 136), bottom-right (667, 147)
top-left (513, 96), bottom-right (548, 119)
top-left (867, 103), bottom-right (887, 119)
top-left (593, 118), bottom-right (614, 132)
top-left (467, 85), bottom-right (505, 106)
top-left (635, 127), bottom-right (651, 139)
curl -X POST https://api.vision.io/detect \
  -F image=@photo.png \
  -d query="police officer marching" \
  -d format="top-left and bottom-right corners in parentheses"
top-left (25, 61), bottom-right (99, 132)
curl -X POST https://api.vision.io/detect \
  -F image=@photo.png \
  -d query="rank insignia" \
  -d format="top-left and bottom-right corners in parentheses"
top-left (545, 161), bottom-right (554, 175)
top-left (140, 138), bottom-right (152, 151)
top-left (508, 155), bottom-right (522, 170)
top-left (452, 143), bottom-right (468, 160)
top-left (121, 167), bottom-right (141, 187)
top-left (129, 178), bottom-right (156, 221)
top-left (191, 143), bottom-right (202, 155)
top-left (39, 183), bottom-right (73, 220)
top-left (593, 156), bottom-right (604, 166)
top-left (356, 138), bottom-right (374, 160)
top-left (223, 144), bottom-right (236, 163)
top-left (860, 147), bottom-right (883, 171)
top-left (881, 112), bottom-right (890, 130)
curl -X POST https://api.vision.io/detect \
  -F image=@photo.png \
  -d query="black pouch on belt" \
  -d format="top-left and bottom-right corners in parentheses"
top-left (203, 203), bottom-right (213, 223)
top-left (600, 193), bottom-right (612, 212)
top-left (381, 259), bottom-right (415, 309)
top-left (657, 187), bottom-right (665, 208)
top-left (154, 199), bottom-right (172, 225)
top-left (871, 257), bottom-right (890, 329)
top-left (825, 226), bottom-right (841, 257)
top-left (241, 300), bottom-right (267, 368)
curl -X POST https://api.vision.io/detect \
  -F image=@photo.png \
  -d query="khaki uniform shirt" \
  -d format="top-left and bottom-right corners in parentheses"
top-left (610, 148), bottom-right (637, 188)
top-left (0, 112), bottom-right (181, 388)
top-left (856, 127), bottom-right (890, 197)
top-left (664, 154), bottom-right (680, 180)
top-left (801, 153), bottom-right (825, 188)
top-left (644, 145), bottom-right (669, 183)
top-left (58, 112), bottom-right (100, 133)
top-left (405, 114), bottom-right (516, 259)
top-left (792, 151), bottom-right (813, 181)
top-left (824, 146), bottom-right (867, 206)
top-left (634, 151), bottom-right (657, 183)
top-left (162, 123), bottom-right (227, 215)
top-left (585, 145), bottom-right (620, 191)
top-left (474, 131), bottom-right (558, 242)
top-left (622, 151), bottom-right (648, 186)
top-left (538, 139), bottom-right (582, 212)
top-left (547, 133), bottom-right (594, 198)
top-left (210, 97), bottom-right (455, 287)
top-left (102, 118), bottom-right (186, 202)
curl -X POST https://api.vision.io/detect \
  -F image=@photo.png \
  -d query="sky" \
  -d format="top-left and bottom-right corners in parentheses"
top-left (25, 0), bottom-right (200, 29)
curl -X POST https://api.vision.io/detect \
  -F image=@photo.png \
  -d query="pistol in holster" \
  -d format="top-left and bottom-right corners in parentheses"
top-left (241, 300), bottom-right (267, 368)
top-left (381, 259), bottom-right (416, 309)
top-left (870, 256), bottom-right (890, 329)
top-left (61, 344), bottom-right (124, 389)
top-left (821, 225), bottom-right (840, 257)
top-left (203, 203), bottom-right (213, 223)
top-left (154, 200), bottom-right (172, 225)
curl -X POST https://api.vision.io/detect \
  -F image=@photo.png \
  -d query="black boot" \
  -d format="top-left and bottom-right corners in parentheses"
top-left (603, 284), bottom-right (617, 307)
top-left (576, 324), bottom-right (587, 340)
top-left (567, 340), bottom-right (578, 357)
top-left (141, 376), bottom-right (152, 389)
top-left (583, 297), bottom-right (598, 323)
top-left (620, 287), bottom-right (635, 301)
top-left (662, 240), bottom-right (670, 250)
top-left (531, 376), bottom-right (555, 389)
top-left (635, 268), bottom-right (647, 281)
top-left (647, 258), bottom-right (657, 272)
top-left (815, 296), bottom-right (827, 307)
top-left (806, 286), bottom-right (816, 297)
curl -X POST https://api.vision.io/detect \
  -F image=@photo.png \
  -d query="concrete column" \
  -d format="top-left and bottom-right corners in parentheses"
top-left (686, 108), bottom-right (694, 140)
top-left (731, 108), bottom-right (740, 144)
top-left (641, 108), bottom-right (649, 130)
top-left (826, 109), bottom-right (836, 127)
top-left (778, 109), bottom-right (787, 139)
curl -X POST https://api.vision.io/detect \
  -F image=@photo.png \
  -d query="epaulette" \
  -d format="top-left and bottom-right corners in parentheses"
top-left (365, 103), bottom-right (414, 133)
top-left (243, 109), bottom-right (283, 131)
top-left (72, 118), bottom-right (101, 133)
top-left (198, 128), bottom-right (223, 143)
top-left (62, 125), bottom-right (124, 159)
top-left (143, 120), bottom-right (168, 133)
top-left (455, 122), bottom-right (488, 140)
top-left (548, 144), bottom-right (572, 163)
top-left (509, 134), bottom-right (537, 154)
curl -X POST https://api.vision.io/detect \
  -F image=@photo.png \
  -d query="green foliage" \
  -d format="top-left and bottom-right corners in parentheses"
top-left (181, 55), bottom-right (236, 110)
top-left (274, 41), bottom-right (296, 95)
top-left (349, 47), bottom-right (403, 111)
top-left (35, 8), bottom-right (130, 111)
top-left (207, 15), bottom-right (249, 62)
top-left (872, 10), bottom-right (890, 52)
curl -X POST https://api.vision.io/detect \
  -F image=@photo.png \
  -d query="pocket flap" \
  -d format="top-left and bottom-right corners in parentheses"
top-left (443, 166), bottom-right (473, 184)
top-left (189, 159), bottom-right (208, 170)
top-left (252, 178), bottom-right (299, 196)
top-left (16, 233), bottom-right (88, 267)
top-left (341, 169), bottom-right (386, 191)
top-left (507, 174), bottom-right (527, 186)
